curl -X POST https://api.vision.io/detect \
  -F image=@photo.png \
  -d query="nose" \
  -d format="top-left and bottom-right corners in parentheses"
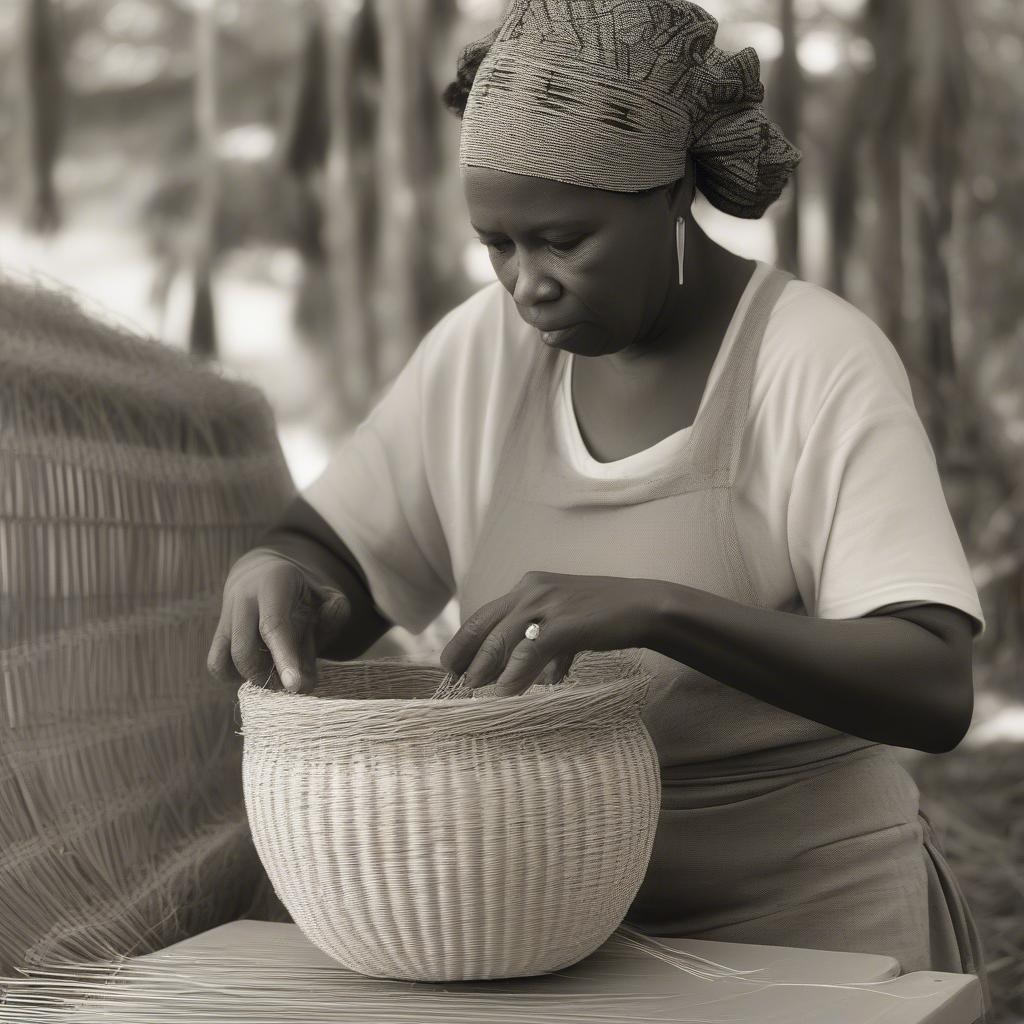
top-left (511, 252), bottom-right (561, 311)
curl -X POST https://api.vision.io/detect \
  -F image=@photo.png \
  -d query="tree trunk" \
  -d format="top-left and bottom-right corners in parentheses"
top-left (19, 0), bottom-right (64, 234)
top-left (190, 0), bottom-right (219, 359)
top-left (906, 0), bottom-right (970, 458)
top-left (322, 0), bottom-right (376, 419)
top-left (349, 0), bottom-right (381, 380)
top-left (867, 1), bottom-right (908, 348)
top-left (774, 0), bottom-right (801, 274)
top-left (371, 0), bottom-right (432, 387)
top-left (826, 1), bottom-right (879, 297)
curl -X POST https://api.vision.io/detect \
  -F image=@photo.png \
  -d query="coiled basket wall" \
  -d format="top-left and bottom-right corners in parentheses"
top-left (238, 651), bottom-right (661, 982)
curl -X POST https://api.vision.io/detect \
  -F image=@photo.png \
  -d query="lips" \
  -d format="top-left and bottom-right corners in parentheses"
top-left (538, 323), bottom-right (582, 345)
top-left (518, 305), bottom-right (579, 332)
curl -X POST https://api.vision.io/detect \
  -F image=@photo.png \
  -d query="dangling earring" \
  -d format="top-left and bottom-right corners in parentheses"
top-left (676, 216), bottom-right (686, 286)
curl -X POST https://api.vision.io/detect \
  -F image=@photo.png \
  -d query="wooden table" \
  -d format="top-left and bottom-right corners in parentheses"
top-left (138, 920), bottom-right (984, 1023)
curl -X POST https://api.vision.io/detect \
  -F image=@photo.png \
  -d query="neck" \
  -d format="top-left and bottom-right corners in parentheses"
top-left (604, 219), bottom-right (754, 374)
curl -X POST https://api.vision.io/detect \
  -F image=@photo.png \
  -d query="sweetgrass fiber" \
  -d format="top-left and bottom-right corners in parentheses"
top-left (0, 275), bottom-right (295, 973)
top-left (238, 651), bottom-right (663, 981)
top-left (0, 920), bottom-right (962, 1023)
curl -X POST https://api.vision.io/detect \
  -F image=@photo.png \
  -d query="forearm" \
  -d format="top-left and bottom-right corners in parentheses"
top-left (642, 581), bottom-right (969, 754)
top-left (254, 497), bottom-right (393, 660)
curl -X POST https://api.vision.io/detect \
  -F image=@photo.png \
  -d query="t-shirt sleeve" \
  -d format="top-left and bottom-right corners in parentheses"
top-left (301, 333), bottom-right (455, 635)
top-left (785, 311), bottom-right (986, 638)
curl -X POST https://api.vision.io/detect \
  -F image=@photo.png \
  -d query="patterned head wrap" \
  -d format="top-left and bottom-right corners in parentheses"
top-left (457, 0), bottom-right (800, 218)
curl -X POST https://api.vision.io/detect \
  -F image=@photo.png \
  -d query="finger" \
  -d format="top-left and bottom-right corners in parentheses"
top-left (555, 653), bottom-right (575, 683)
top-left (535, 660), bottom-right (559, 687)
top-left (536, 653), bottom-right (573, 687)
top-left (283, 623), bottom-right (319, 695)
top-left (258, 571), bottom-right (315, 693)
top-left (440, 592), bottom-right (517, 676)
top-left (462, 610), bottom-right (538, 689)
top-left (231, 596), bottom-right (275, 684)
top-left (492, 636), bottom-right (550, 697)
top-left (207, 600), bottom-right (242, 686)
top-left (311, 585), bottom-right (352, 654)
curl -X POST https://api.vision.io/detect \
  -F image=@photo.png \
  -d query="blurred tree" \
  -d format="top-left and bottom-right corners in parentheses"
top-left (905, 0), bottom-right (971, 455)
top-left (824, 30), bottom-right (862, 298)
top-left (296, 0), bottom-right (459, 421)
top-left (867, 0), bottom-right (908, 349)
top-left (190, 0), bottom-right (220, 359)
top-left (772, 0), bottom-right (801, 274)
top-left (826, 0), bottom-right (969, 459)
top-left (372, 0), bottom-right (436, 384)
top-left (281, 3), bottom-right (336, 370)
top-left (827, 0), bottom-right (906, 339)
top-left (347, 0), bottom-right (383, 338)
top-left (18, 0), bottom-right (64, 233)
top-left (285, 6), bottom-right (330, 181)
top-left (322, 0), bottom-right (377, 418)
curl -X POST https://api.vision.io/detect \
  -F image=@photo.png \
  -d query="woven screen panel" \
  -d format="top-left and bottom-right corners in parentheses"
top-left (0, 278), bottom-right (296, 972)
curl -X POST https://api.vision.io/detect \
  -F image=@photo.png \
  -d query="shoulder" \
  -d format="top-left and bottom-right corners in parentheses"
top-left (755, 275), bottom-right (918, 444)
top-left (769, 276), bottom-right (905, 368)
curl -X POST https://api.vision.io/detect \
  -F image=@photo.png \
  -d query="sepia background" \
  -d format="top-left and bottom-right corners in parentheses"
top-left (1, 0), bottom-right (1021, 1017)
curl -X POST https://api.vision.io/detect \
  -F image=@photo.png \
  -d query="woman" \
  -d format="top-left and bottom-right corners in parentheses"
top-left (208, 0), bottom-right (990, 1011)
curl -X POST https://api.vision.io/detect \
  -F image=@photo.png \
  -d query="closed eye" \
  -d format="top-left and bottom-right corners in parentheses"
top-left (547, 236), bottom-right (584, 254)
top-left (476, 236), bottom-right (584, 256)
top-left (479, 238), bottom-right (511, 255)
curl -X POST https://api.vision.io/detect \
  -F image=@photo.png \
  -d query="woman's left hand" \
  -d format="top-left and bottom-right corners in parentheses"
top-left (439, 571), bottom-right (659, 697)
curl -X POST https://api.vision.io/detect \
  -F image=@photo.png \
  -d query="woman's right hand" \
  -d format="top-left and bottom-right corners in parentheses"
top-left (206, 548), bottom-right (353, 693)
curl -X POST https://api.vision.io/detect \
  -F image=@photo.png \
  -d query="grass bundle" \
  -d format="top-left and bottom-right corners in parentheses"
top-left (429, 669), bottom-right (473, 699)
top-left (0, 275), bottom-right (296, 973)
top-left (238, 651), bottom-right (662, 981)
top-left (428, 662), bottom-right (583, 700)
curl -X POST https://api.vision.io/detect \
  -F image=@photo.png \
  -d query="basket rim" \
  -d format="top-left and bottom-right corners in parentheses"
top-left (237, 669), bottom-right (642, 708)
top-left (236, 652), bottom-right (653, 741)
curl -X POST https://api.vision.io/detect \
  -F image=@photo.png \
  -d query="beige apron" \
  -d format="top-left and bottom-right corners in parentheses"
top-left (458, 268), bottom-right (991, 1017)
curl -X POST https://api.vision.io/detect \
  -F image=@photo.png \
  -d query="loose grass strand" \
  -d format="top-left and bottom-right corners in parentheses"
top-left (0, 925), bottom-right (952, 1023)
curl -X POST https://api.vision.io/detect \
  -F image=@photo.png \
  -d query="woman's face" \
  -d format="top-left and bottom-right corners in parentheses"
top-left (462, 166), bottom-right (682, 358)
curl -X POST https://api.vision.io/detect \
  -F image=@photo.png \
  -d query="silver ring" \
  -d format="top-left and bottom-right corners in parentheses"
top-left (524, 622), bottom-right (542, 641)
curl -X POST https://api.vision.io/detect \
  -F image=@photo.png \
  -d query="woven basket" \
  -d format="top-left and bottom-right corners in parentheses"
top-left (238, 651), bottom-right (660, 982)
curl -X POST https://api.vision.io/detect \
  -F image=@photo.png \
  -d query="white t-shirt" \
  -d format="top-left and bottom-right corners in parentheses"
top-left (304, 261), bottom-right (985, 639)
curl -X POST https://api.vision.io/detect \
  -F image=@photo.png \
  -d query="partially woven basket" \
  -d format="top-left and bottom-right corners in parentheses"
top-left (0, 275), bottom-right (295, 973)
top-left (238, 651), bottom-right (660, 982)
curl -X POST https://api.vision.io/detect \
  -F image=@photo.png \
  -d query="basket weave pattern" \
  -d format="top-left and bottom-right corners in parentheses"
top-left (0, 278), bottom-right (295, 971)
top-left (239, 654), bottom-right (660, 981)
